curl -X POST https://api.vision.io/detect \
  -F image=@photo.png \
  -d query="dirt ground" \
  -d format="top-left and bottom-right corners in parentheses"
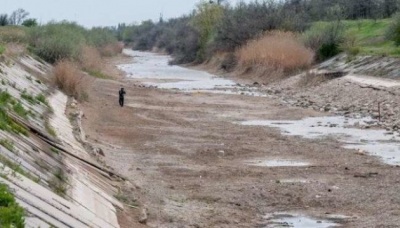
top-left (79, 55), bottom-right (400, 227)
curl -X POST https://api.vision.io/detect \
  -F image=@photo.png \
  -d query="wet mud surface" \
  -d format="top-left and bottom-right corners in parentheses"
top-left (80, 51), bottom-right (400, 227)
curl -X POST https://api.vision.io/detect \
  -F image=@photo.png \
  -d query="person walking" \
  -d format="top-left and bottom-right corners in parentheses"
top-left (119, 87), bottom-right (126, 107)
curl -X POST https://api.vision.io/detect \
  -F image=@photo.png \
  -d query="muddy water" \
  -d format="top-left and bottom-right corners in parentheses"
top-left (119, 50), bottom-right (272, 97)
top-left (119, 50), bottom-right (236, 90)
top-left (242, 116), bottom-right (400, 166)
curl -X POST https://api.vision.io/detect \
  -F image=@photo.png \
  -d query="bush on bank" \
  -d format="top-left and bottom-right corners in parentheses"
top-left (0, 184), bottom-right (25, 228)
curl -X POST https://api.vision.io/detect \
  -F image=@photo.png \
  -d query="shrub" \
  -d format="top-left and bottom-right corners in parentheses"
top-left (191, 1), bottom-right (223, 61)
top-left (303, 22), bottom-right (345, 61)
top-left (132, 20), bottom-right (157, 50)
top-left (220, 52), bottom-right (237, 72)
top-left (213, 1), bottom-right (309, 53)
top-left (0, 184), bottom-right (25, 228)
top-left (0, 45), bottom-right (4, 55)
top-left (28, 22), bottom-right (87, 63)
top-left (168, 22), bottom-right (201, 64)
top-left (236, 31), bottom-right (314, 80)
top-left (0, 15), bottom-right (8, 26)
top-left (386, 13), bottom-right (400, 46)
top-left (86, 27), bottom-right (118, 48)
top-left (52, 60), bottom-right (86, 100)
top-left (21, 18), bottom-right (37, 27)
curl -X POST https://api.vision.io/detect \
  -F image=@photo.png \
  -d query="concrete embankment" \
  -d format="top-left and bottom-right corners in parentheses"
top-left (0, 53), bottom-right (123, 227)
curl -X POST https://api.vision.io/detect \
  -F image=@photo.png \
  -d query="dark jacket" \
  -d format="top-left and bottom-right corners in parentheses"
top-left (119, 89), bottom-right (126, 99)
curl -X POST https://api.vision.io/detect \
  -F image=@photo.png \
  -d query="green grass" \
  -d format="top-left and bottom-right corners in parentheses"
top-left (0, 45), bottom-right (5, 55)
top-left (35, 93), bottom-right (48, 106)
top-left (12, 103), bottom-right (28, 119)
top-left (0, 184), bottom-right (25, 228)
top-left (0, 154), bottom-right (39, 182)
top-left (310, 19), bottom-right (400, 56)
top-left (0, 91), bottom-right (28, 136)
top-left (0, 139), bottom-right (14, 152)
top-left (20, 90), bottom-right (36, 104)
top-left (0, 91), bottom-right (11, 106)
top-left (85, 69), bottom-right (109, 79)
top-left (342, 19), bottom-right (400, 56)
top-left (50, 147), bottom-right (60, 155)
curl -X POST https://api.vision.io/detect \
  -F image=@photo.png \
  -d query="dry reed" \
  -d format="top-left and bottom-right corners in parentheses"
top-left (80, 45), bottom-right (103, 71)
top-left (236, 31), bottom-right (314, 81)
top-left (52, 60), bottom-right (86, 100)
top-left (99, 42), bottom-right (124, 57)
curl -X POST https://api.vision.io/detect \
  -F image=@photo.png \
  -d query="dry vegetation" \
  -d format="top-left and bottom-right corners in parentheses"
top-left (0, 26), bottom-right (26, 43)
top-left (99, 42), bottom-right (124, 57)
top-left (52, 60), bottom-right (88, 100)
top-left (79, 46), bottom-right (103, 72)
top-left (236, 31), bottom-right (314, 81)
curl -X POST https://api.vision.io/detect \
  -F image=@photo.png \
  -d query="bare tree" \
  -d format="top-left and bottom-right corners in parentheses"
top-left (209, 0), bottom-right (226, 5)
top-left (8, 9), bottom-right (29, 25)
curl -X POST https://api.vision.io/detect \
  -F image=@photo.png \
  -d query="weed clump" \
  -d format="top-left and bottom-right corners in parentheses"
top-left (12, 102), bottom-right (28, 119)
top-left (0, 139), bottom-right (14, 151)
top-left (0, 91), bottom-right (28, 135)
top-left (35, 93), bottom-right (48, 105)
top-left (48, 168), bottom-right (68, 197)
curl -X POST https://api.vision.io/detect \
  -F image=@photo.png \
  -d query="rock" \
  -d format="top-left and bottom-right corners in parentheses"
top-left (139, 207), bottom-right (148, 224)
top-left (372, 112), bottom-right (380, 119)
top-left (94, 148), bottom-right (105, 157)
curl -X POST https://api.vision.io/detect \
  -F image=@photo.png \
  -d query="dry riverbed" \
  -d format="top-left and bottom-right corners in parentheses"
top-left (80, 51), bottom-right (400, 227)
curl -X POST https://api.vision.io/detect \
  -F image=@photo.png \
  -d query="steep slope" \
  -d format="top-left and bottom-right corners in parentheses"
top-left (0, 52), bottom-right (123, 227)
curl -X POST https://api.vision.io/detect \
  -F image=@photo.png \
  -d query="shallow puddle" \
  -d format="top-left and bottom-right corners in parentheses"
top-left (246, 159), bottom-right (310, 167)
top-left (264, 213), bottom-right (339, 228)
top-left (241, 116), bottom-right (400, 165)
top-left (279, 179), bottom-right (309, 184)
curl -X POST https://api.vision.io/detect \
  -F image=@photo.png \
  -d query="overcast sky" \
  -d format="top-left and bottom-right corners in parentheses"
top-left (2, 0), bottom-right (249, 28)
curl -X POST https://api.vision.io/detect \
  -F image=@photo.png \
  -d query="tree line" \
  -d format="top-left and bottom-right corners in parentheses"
top-left (117, 0), bottom-right (400, 64)
top-left (0, 8), bottom-right (37, 27)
